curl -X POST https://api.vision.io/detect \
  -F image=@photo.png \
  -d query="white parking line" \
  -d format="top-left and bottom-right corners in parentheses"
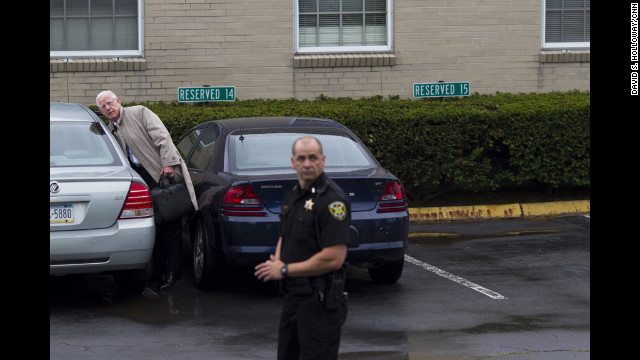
top-left (404, 255), bottom-right (508, 300)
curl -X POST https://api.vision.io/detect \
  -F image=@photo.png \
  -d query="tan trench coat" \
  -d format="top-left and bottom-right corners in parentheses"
top-left (107, 105), bottom-right (198, 212)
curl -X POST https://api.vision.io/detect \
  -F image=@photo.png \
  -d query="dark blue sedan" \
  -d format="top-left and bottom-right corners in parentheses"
top-left (176, 117), bottom-right (408, 290)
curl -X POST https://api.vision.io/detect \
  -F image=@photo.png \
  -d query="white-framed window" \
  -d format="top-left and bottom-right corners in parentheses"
top-left (294, 0), bottom-right (393, 54)
top-left (542, 0), bottom-right (590, 49)
top-left (50, 0), bottom-right (143, 58)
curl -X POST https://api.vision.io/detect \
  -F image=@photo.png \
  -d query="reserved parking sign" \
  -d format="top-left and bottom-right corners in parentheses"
top-left (178, 86), bottom-right (236, 102)
top-left (413, 82), bottom-right (470, 98)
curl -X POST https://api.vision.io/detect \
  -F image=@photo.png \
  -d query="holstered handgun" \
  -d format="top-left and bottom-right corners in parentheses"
top-left (314, 263), bottom-right (348, 310)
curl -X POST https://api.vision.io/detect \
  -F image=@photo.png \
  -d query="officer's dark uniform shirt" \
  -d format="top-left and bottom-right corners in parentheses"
top-left (279, 172), bottom-right (351, 265)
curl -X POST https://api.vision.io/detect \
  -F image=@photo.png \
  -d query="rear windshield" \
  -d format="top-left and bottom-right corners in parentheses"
top-left (228, 132), bottom-right (375, 175)
top-left (50, 121), bottom-right (121, 167)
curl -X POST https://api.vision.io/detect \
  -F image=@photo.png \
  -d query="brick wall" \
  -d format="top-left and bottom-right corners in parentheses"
top-left (50, 0), bottom-right (590, 105)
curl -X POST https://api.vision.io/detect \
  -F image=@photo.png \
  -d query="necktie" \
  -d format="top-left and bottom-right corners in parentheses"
top-left (113, 124), bottom-right (129, 158)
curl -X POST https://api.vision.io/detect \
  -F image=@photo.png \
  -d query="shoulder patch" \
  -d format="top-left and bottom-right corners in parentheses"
top-left (328, 201), bottom-right (347, 221)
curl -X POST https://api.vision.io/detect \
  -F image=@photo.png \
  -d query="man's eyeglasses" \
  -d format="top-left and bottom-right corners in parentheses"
top-left (99, 100), bottom-right (117, 111)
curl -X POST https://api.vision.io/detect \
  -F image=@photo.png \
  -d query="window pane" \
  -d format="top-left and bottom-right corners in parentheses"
top-left (91, 0), bottom-right (112, 15)
top-left (319, 0), bottom-right (340, 12)
top-left (299, 14), bottom-right (317, 47)
top-left (343, 0), bottom-right (362, 12)
top-left (365, 0), bottom-right (386, 12)
top-left (563, 10), bottom-right (584, 42)
top-left (319, 14), bottom-right (340, 46)
top-left (545, 11), bottom-right (561, 42)
top-left (115, 0), bottom-right (137, 15)
top-left (91, 18), bottom-right (113, 50)
top-left (51, 0), bottom-right (65, 16)
top-left (67, 18), bottom-right (89, 50)
top-left (66, 0), bottom-right (88, 16)
top-left (546, 0), bottom-right (562, 8)
top-left (343, 13), bottom-right (363, 45)
top-left (564, 0), bottom-right (585, 8)
top-left (366, 13), bottom-right (386, 45)
top-left (299, 0), bottom-right (317, 12)
top-left (50, 19), bottom-right (65, 50)
top-left (115, 17), bottom-right (138, 50)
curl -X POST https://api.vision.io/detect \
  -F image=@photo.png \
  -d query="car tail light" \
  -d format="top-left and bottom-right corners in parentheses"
top-left (119, 182), bottom-right (154, 219)
top-left (221, 185), bottom-right (266, 216)
top-left (377, 181), bottom-right (408, 213)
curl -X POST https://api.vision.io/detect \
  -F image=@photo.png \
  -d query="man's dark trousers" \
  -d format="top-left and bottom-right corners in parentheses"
top-left (133, 163), bottom-right (182, 279)
top-left (277, 293), bottom-right (348, 360)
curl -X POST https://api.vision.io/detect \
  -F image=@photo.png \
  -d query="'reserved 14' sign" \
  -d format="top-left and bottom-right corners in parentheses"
top-left (178, 86), bottom-right (236, 102)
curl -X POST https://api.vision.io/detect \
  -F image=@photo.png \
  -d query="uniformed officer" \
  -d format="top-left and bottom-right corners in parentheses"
top-left (254, 135), bottom-right (350, 360)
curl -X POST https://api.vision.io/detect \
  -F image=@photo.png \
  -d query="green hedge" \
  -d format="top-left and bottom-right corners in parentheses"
top-left (104, 91), bottom-right (590, 203)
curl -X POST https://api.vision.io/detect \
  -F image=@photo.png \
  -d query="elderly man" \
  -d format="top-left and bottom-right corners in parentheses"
top-left (96, 90), bottom-right (197, 290)
top-left (255, 136), bottom-right (350, 360)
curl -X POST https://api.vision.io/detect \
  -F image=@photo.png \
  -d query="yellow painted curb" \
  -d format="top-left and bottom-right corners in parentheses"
top-left (409, 200), bottom-right (589, 222)
top-left (520, 200), bottom-right (590, 217)
top-left (409, 203), bottom-right (521, 221)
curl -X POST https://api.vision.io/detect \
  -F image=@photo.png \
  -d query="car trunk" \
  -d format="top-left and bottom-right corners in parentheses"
top-left (243, 169), bottom-right (390, 214)
top-left (50, 167), bottom-right (134, 231)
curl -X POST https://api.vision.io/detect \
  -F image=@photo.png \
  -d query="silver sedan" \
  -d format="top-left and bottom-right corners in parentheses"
top-left (50, 102), bottom-right (155, 292)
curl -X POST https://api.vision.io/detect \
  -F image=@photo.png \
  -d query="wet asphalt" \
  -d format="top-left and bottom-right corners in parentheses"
top-left (49, 215), bottom-right (590, 359)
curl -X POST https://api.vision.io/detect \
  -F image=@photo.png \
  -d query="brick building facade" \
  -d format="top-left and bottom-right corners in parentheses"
top-left (50, 0), bottom-right (590, 105)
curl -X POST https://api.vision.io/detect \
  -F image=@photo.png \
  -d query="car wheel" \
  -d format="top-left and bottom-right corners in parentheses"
top-left (192, 219), bottom-right (223, 290)
top-left (368, 258), bottom-right (404, 284)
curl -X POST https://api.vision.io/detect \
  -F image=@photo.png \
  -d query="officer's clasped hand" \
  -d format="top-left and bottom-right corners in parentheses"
top-left (254, 254), bottom-right (284, 282)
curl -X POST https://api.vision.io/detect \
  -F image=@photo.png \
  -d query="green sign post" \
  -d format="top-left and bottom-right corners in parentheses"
top-left (178, 86), bottom-right (236, 102)
top-left (413, 82), bottom-right (470, 98)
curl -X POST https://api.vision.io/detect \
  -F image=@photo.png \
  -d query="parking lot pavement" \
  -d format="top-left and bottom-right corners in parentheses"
top-left (49, 215), bottom-right (590, 360)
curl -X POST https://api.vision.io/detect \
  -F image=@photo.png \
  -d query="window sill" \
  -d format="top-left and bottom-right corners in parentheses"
top-left (539, 50), bottom-right (589, 63)
top-left (293, 54), bottom-right (396, 68)
top-left (50, 58), bottom-right (147, 72)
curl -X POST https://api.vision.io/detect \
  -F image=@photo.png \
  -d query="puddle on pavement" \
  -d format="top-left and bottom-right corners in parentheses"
top-left (461, 315), bottom-right (546, 334)
top-left (50, 269), bottom-right (280, 326)
top-left (339, 351), bottom-right (483, 360)
top-left (50, 274), bottom-right (176, 325)
top-left (339, 351), bottom-right (409, 359)
top-left (49, 274), bottom-right (118, 306)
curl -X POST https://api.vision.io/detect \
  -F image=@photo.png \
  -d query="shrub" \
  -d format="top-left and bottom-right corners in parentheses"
top-left (100, 91), bottom-right (589, 203)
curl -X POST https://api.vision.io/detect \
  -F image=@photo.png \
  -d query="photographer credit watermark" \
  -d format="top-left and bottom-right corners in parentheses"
top-left (633, 3), bottom-right (639, 95)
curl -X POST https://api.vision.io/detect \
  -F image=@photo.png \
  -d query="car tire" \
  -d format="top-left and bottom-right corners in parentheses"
top-left (368, 258), bottom-right (404, 284)
top-left (192, 219), bottom-right (223, 290)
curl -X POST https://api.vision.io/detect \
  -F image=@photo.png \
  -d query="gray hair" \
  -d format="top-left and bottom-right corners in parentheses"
top-left (95, 90), bottom-right (118, 107)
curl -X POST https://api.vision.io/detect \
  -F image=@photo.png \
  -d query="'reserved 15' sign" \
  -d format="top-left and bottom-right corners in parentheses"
top-left (413, 82), bottom-right (470, 98)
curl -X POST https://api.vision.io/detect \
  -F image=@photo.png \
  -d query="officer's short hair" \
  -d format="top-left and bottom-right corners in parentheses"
top-left (292, 136), bottom-right (323, 156)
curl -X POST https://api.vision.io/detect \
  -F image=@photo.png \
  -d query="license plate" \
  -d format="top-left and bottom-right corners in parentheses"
top-left (50, 204), bottom-right (74, 223)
